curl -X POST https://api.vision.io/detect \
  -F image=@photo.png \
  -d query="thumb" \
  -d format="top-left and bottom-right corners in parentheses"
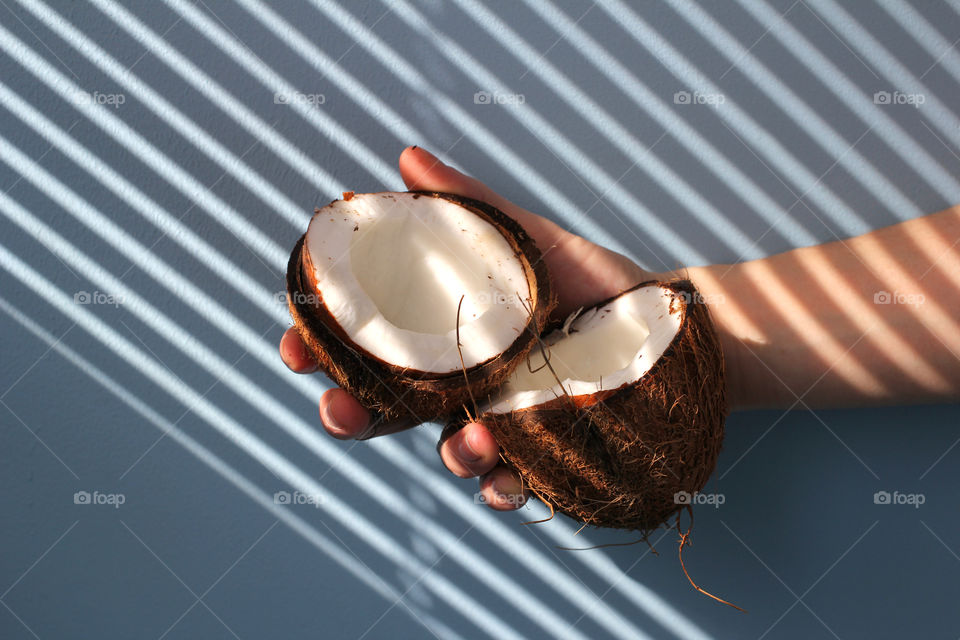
top-left (398, 146), bottom-right (566, 249)
top-left (399, 146), bottom-right (501, 206)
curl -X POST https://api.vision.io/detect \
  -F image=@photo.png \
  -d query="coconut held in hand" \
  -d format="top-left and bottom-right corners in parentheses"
top-left (286, 191), bottom-right (555, 426)
top-left (286, 191), bottom-right (727, 533)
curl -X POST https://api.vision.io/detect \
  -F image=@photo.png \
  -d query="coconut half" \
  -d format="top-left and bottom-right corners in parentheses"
top-left (475, 280), bottom-right (727, 532)
top-left (286, 191), bottom-right (555, 425)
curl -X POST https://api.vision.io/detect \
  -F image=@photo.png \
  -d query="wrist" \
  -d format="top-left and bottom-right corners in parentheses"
top-left (652, 263), bottom-right (759, 412)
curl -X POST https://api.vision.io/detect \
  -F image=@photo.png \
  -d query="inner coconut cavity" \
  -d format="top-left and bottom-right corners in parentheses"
top-left (304, 193), bottom-right (532, 373)
top-left (485, 285), bottom-right (683, 413)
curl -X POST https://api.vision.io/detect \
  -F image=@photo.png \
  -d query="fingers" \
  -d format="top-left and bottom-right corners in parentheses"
top-left (437, 422), bottom-right (529, 511)
top-left (400, 146), bottom-right (503, 208)
top-left (280, 327), bottom-right (317, 373)
top-left (281, 331), bottom-right (415, 440)
top-left (398, 146), bottom-right (567, 251)
top-left (355, 414), bottom-right (419, 440)
top-left (321, 388), bottom-right (529, 511)
top-left (396, 147), bottom-right (648, 319)
top-left (319, 387), bottom-right (422, 440)
top-left (437, 421), bottom-right (501, 479)
top-left (319, 388), bottom-right (371, 439)
top-left (478, 465), bottom-right (529, 511)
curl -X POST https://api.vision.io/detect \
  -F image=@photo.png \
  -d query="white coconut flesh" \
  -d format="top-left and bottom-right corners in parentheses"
top-left (484, 285), bottom-right (683, 414)
top-left (304, 193), bottom-right (532, 373)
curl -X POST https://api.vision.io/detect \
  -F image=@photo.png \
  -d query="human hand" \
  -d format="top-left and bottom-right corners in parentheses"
top-left (279, 146), bottom-right (652, 510)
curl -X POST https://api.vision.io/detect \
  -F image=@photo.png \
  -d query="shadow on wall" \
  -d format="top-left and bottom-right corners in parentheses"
top-left (0, 0), bottom-right (958, 638)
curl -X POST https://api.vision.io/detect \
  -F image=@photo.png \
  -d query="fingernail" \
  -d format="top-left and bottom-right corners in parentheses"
top-left (457, 429), bottom-right (481, 463)
top-left (417, 146), bottom-right (443, 165)
top-left (491, 476), bottom-right (526, 507)
top-left (492, 474), bottom-right (520, 496)
top-left (320, 401), bottom-right (351, 438)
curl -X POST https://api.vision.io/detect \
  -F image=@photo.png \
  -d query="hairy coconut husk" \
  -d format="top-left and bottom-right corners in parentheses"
top-left (286, 191), bottom-right (556, 426)
top-left (476, 279), bottom-right (727, 533)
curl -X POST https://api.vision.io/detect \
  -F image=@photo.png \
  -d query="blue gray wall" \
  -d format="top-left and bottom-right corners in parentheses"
top-left (2, 1), bottom-right (959, 638)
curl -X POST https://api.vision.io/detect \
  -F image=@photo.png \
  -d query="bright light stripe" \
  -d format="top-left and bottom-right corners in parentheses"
top-left (878, 0), bottom-right (960, 87)
top-left (0, 255), bottom-right (523, 640)
top-left (0, 177), bottom-right (602, 640)
top-left (0, 296), bottom-right (457, 639)
top-left (667, 0), bottom-right (930, 221)
top-left (383, 0), bottom-right (701, 266)
top-left (732, 0), bottom-right (960, 204)
top-left (159, 0), bottom-right (399, 188)
top-left (0, 22), bottom-right (288, 269)
top-left (15, 0), bottom-right (312, 229)
top-left (0, 80), bottom-right (279, 320)
top-left (806, 0), bottom-right (960, 151)
top-left (520, 0), bottom-right (817, 251)
top-left (599, 0), bottom-right (874, 237)
top-left (453, 0), bottom-right (761, 261)
top-left (0, 104), bottom-right (669, 640)
top-left (84, 0), bottom-right (345, 196)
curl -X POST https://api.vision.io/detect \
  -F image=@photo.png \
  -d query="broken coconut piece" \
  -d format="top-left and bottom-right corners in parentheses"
top-left (286, 191), bottom-right (555, 424)
top-left (474, 280), bottom-right (727, 533)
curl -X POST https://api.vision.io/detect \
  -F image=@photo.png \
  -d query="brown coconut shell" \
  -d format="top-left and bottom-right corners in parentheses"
top-left (286, 191), bottom-right (556, 427)
top-left (475, 279), bottom-right (727, 533)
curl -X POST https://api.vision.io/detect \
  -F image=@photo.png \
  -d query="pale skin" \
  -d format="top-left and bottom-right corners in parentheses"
top-left (280, 146), bottom-right (960, 510)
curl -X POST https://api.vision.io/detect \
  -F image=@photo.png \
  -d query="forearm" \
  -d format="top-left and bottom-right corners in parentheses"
top-left (678, 205), bottom-right (960, 411)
